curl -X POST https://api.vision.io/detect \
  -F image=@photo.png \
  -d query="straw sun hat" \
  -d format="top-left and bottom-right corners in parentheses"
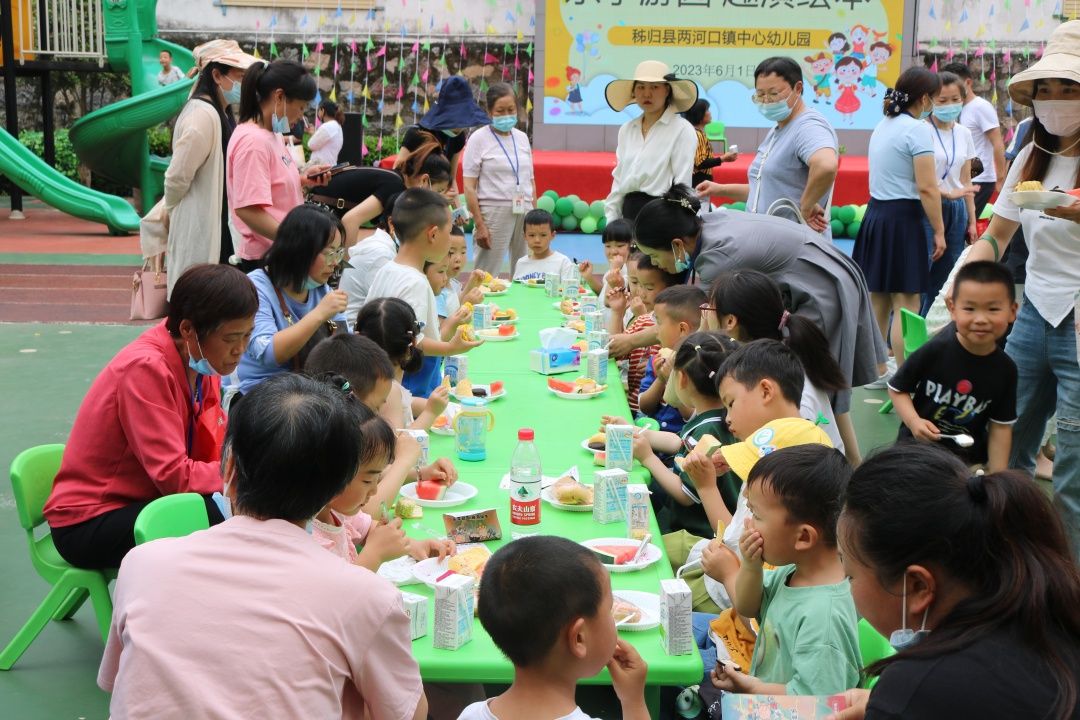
top-left (1007, 20), bottom-right (1080, 107)
top-left (188, 39), bottom-right (259, 77)
top-left (604, 60), bottom-right (699, 113)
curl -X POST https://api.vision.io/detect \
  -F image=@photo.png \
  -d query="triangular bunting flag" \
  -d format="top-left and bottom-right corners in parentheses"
top-left (376, 44), bottom-right (387, 57)
top-left (929, 60), bottom-right (938, 72)
top-left (484, 52), bottom-right (499, 64)
top-left (517, 30), bottom-right (524, 42)
top-left (346, 90), bottom-right (354, 103)
top-left (315, 41), bottom-right (324, 53)
top-left (528, 69), bottom-right (534, 83)
top-left (423, 40), bottom-right (431, 51)
top-left (412, 100), bottom-right (420, 113)
top-left (479, 79), bottom-right (488, 93)
top-left (365, 38), bottom-right (375, 52)
top-left (330, 87), bottom-right (337, 102)
top-left (395, 115), bottom-right (404, 129)
top-left (422, 69), bottom-right (430, 83)
top-left (362, 115), bottom-right (369, 127)
top-left (412, 41), bottom-right (420, 53)
top-left (423, 98), bottom-right (430, 112)
top-left (376, 136), bottom-right (383, 151)
top-left (362, 84), bottom-right (371, 99)
top-left (253, 48), bottom-right (262, 59)
top-left (526, 97), bottom-right (532, 113)
top-left (502, 67), bottom-right (510, 80)
top-left (398, 56), bottom-right (406, 70)
top-left (525, 43), bottom-right (534, 57)
top-left (270, 41), bottom-right (278, 57)
top-left (412, 72), bottom-right (420, 85)
top-left (362, 143), bottom-right (370, 157)
top-left (396, 86), bottom-right (404, 99)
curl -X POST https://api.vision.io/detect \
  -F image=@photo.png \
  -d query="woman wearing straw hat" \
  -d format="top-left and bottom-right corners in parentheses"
top-left (603, 60), bottom-right (699, 223)
top-left (161, 39), bottom-right (257, 297)
top-left (963, 20), bottom-right (1080, 556)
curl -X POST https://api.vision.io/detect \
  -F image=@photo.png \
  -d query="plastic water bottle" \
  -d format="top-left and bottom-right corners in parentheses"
top-left (509, 428), bottom-right (542, 525)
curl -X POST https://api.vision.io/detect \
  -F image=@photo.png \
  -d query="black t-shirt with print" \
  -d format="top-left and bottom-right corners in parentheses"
top-left (888, 324), bottom-right (1017, 465)
top-left (401, 124), bottom-right (467, 158)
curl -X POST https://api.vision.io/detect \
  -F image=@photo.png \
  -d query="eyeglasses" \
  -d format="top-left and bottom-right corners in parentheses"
top-left (321, 247), bottom-right (345, 264)
top-left (750, 90), bottom-right (791, 104)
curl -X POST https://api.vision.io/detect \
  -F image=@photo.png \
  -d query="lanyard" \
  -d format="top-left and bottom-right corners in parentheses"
top-left (749, 130), bottom-right (780, 213)
top-left (490, 126), bottom-right (520, 186)
top-left (187, 374), bottom-right (203, 455)
top-left (931, 120), bottom-right (955, 181)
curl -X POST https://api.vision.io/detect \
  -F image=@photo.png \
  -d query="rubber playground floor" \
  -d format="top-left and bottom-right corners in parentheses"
top-left (0, 202), bottom-right (899, 718)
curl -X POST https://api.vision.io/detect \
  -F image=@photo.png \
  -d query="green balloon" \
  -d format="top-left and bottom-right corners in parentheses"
top-left (561, 214), bottom-right (579, 231)
top-left (580, 216), bottom-right (598, 234)
top-left (597, 217), bottom-right (607, 232)
top-left (855, 205), bottom-right (866, 222)
top-left (590, 200), bottom-right (605, 217)
top-left (846, 221), bottom-right (861, 238)
top-left (830, 205), bottom-right (840, 220)
top-left (566, 194), bottom-right (580, 204)
top-left (838, 205), bottom-right (857, 224)
top-left (536, 195), bottom-right (556, 213)
top-left (554, 197), bottom-right (574, 217)
top-left (543, 189), bottom-right (559, 200)
top-left (573, 200), bottom-right (590, 219)
top-left (831, 219), bottom-right (845, 237)
top-left (732, 201), bottom-right (746, 211)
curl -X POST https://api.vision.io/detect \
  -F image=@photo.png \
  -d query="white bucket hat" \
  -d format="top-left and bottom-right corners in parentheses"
top-left (604, 60), bottom-right (699, 113)
top-left (1008, 20), bottom-right (1080, 107)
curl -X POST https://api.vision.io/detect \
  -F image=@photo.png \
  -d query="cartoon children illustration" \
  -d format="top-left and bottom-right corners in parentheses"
top-left (834, 55), bottom-right (863, 124)
top-left (827, 32), bottom-right (851, 62)
top-left (805, 52), bottom-right (835, 105)
top-left (566, 66), bottom-right (584, 114)
top-left (850, 24), bottom-right (870, 59)
top-left (862, 41), bottom-right (894, 97)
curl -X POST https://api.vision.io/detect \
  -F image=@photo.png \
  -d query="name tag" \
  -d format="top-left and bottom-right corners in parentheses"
top-left (512, 190), bottom-right (526, 215)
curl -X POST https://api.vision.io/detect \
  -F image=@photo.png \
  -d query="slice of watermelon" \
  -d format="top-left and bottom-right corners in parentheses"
top-left (416, 479), bottom-right (447, 501)
top-left (490, 380), bottom-right (504, 394)
top-left (592, 544), bottom-right (639, 565)
top-left (548, 378), bottom-right (576, 393)
top-left (498, 324), bottom-right (515, 336)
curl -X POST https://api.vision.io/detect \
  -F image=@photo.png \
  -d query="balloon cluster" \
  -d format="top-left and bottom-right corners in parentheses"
top-left (535, 190), bottom-right (608, 234)
top-left (828, 204), bottom-right (867, 239)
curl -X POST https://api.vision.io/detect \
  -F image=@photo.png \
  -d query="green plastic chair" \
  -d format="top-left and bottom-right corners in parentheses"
top-left (1, 445), bottom-right (117, 670)
top-left (879, 309), bottom-right (930, 415)
top-left (704, 120), bottom-right (727, 152)
top-left (858, 618), bottom-right (895, 689)
top-left (133, 493), bottom-right (209, 545)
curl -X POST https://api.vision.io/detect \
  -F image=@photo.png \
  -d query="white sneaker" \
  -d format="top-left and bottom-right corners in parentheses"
top-left (863, 357), bottom-right (897, 390)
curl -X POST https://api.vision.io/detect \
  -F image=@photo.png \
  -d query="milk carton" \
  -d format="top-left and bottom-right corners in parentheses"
top-left (562, 282), bottom-right (581, 303)
top-left (626, 484), bottom-right (650, 540)
top-left (544, 272), bottom-right (560, 297)
top-left (582, 311), bottom-right (603, 335)
top-left (472, 303), bottom-right (494, 330)
top-left (399, 591), bottom-right (428, 640)
top-left (593, 468), bottom-right (628, 524)
top-left (659, 579), bottom-right (694, 655)
top-left (587, 329), bottom-right (609, 352)
top-left (586, 348), bottom-right (609, 385)
top-left (444, 354), bottom-right (468, 384)
top-left (579, 296), bottom-right (600, 315)
top-left (404, 429), bottom-right (429, 467)
top-left (433, 574), bottom-right (474, 650)
top-left (604, 424), bottom-right (634, 472)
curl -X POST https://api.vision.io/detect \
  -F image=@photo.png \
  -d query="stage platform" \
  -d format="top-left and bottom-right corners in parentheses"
top-left (381, 150), bottom-right (870, 205)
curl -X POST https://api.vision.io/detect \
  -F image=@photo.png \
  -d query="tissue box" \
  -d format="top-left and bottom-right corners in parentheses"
top-left (659, 579), bottom-right (694, 655)
top-left (626, 484), bottom-right (650, 540)
top-left (434, 575), bottom-right (474, 650)
top-left (443, 508), bottom-right (502, 543)
top-left (400, 591), bottom-right (428, 640)
top-left (530, 348), bottom-right (581, 375)
top-left (593, 468), bottom-right (628, 524)
top-left (605, 424), bottom-right (634, 471)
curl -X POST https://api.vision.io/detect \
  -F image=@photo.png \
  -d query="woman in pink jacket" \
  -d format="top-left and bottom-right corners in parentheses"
top-left (44, 264), bottom-right (258, 569)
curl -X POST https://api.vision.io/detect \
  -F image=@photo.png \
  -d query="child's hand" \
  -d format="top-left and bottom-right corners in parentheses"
top-left (394, 431), bottom-right (422, 467)
top-left (408, 537), bottom-right (456, 562)
top-left (449, 305), bottom-right (471, 327)
top-left (362, 517), bottom-right (410, 565)
top-left (600, 414), bottom-right (631, 429)
top-left (607, 640), bottom-right (648, 708)
top-left (425, 384), bottom-right (450, 418)
top-left (578, 259), bottom-right (594, 277)
top-left (711, 453), bottom-right (731, 476)
top-left (738, 518), bottom-right (764, 567)
top-left (709, 661), bottom-right (755, 693)
top-left (605, 267), bottom-right (625, 290)
top-left (608, 332), bottom-right (636, 359)
top-left (701, 539), bottom-right (740, 582)
top-left (629, 295), bottom-right (647, 318)
top-left (462, 287), bottom-right (484, 306)
top-left (632, 432), bottom-right (653, 462)
top-left (465, 268), bottom-right (487, 291)
top-left (654, 354), bottom-right (672, 382)
top-left (607, 287), bottom-right (629, 315)
top-left (449, 326), bottom-right (484, 353)
top-left (909, 418), bottom-right (941, 442)
top-left (825, 689), bottom-right (871, 720)
top-left (683, 451), bottom-right (718, 492)
top-left (420, 457), bottom-right (458, 486)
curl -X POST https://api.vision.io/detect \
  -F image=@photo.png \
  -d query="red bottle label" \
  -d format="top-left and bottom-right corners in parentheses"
top-left (510, 497), bottom-right (540, 525)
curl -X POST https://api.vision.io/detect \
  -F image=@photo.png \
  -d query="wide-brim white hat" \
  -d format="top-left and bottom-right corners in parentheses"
top-left (605, 60), bottom-right (698, 113)
top-left (1008, 20), bottom-right (1080, 107)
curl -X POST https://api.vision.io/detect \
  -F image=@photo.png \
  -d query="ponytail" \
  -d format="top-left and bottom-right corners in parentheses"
top-left (354, 297), bottom-right (425, 374)
top-left (671, 331), bottom-right (738, 397)
top-left (633, 184), bottom-right (703, 251)
top-left (401, 131), bottom-right (451, 186)
top-left (238, 59), bottom-right (316, 124)
top-left (843, 444), bottom-right (1080, 719)
top-left (320, 99), bottom-right (344, 124)
top-left (709, 270), bottom-right (846, 393)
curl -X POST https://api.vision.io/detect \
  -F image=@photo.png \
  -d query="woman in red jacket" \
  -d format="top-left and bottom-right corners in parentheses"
top-left (44, 264), bottom-right (259, 569)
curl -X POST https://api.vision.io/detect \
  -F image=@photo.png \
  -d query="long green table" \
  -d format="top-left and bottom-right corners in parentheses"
top-left (400, 283), bottom-right (703, 716)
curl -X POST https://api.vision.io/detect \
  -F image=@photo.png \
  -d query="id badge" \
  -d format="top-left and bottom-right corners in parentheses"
top-left (511, 190), bottom-right (526, 215)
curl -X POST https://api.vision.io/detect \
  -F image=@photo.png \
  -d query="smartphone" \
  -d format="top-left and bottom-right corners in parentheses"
top-left (328, 162), bottom-right (353, 175)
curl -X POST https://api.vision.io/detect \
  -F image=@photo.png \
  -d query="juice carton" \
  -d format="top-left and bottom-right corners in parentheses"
top-left (403, 429), bottom-right (429, 468)
top-left (472, 303), bottom-right (494, 330)
top-left (587, 330), bottom-right (609, 352)
top-left (434, 574), bottom-right (474, 650)
top-left (593, 468), bottom-right (628, 524)
top-left (399, 591), bottom-right (428, 640)
top-left (605, 424), bottom-right (634, 472)
top-left (444, 354), bottom-right (468, 384)
top-left (544, 272), bottom-right (560, 297)
top-left (582, 310), bottom-right (603, 335)
top-left (579, 296), bottom-right (600, 315)
top-left (586, 348), bottom-right (609, 385)
top-left (659, 579), bottom-right (693, 655)
top-left (626, 484), bottom-right (650, 540)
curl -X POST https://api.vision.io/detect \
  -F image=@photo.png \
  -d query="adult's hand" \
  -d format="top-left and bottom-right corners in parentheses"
top-left (301, 164), bottom-right (332, 188)
top-left (825, 689), bottom-right (871, 720)
top-left (473, 223), bottom-right (492, 250)
top-left (802, 202), bottom-right (828, 232)
top-left (316, 290), bottom-right (348, 322)
top-left (1045, 200), bottom-right (1080, 224)
top-left (931, 231), bottom-right (946, 261)
top-left (696, 180), bottom-right (722, 198)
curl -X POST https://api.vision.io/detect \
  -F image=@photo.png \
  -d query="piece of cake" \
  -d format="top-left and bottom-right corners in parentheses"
top-left (587, 432), bottom-right (606, 450)
top-left (447, 546), bottom-right (491, 580)
top-left (552, 476), bottom-right (594, 505)
top-left (612, 597), bottom-right (644, 624)
top-left (1015, 180), bottom-right (1044, 191)
top-left (456, 378), bottom-right (473, 397)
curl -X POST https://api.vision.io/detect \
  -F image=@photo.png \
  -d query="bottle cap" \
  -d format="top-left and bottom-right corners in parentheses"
top-left (518, 428), bottom-right (534, 441)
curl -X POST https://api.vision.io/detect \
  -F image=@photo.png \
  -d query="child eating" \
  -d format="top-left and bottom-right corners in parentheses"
top-left (580, 217), bottom-right (634, 301)
top-left (460, 536), bottom-right (650, 720)
top-left (638, 285), bottom-right (707, 434)
top-left (512, 208), bottom-right (575, 281)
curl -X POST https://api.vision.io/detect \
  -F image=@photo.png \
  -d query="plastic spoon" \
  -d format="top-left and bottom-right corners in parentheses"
top-left (940, 433), bottom-right (975, 448)
top-left (631, 533), bottom-right (653, 565)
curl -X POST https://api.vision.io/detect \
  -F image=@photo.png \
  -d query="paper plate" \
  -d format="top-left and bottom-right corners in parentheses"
top-left (516, 278), bottom-right (545, 288)
top-left (541, 484), bottom-right (595, 512)
top-left (491, 316), bottom-right (518, 325)
top-left (612, 590), bottom-right (661, 632)
top-left (581, 438), bottom-right (604, 455)
top-left (581, 538), bottom-right (662, 573)
top-left (482, 287), bottom-right (509, 296)
top-left (553, 300), bottom-right (581, 311)
top-left (431, 402), bottom-right (461, 436)
top-left (1010, 190), bottom-right (1076, 211)
top-left (412, 548), bottom-right (491, 588)
top-left (550, 386), bottom-right (606, 400)
top-left (377, 556), bottom-right (420, 586)
top-left (562, 323), bottom-right (586, 337)
top-left (450, 385), bottom-right (506, 404)
top-left (477, 329), bottom-right (519, 342)
top-left (399, 481), bottom-right (477, 508)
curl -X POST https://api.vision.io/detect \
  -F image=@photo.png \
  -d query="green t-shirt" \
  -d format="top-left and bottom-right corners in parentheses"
top-left (749, 564), bottom-right (861, 696)
top-left (669, 408), bottom-right (739, 538)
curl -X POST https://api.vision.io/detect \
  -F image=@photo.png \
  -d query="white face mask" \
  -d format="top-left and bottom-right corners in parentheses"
top-left (1033, 99), bottom-right (1080, 138)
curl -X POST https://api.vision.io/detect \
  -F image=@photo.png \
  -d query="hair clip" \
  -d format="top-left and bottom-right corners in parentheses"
top-left (693, 344), bottom-right (702, 352)
top-left (665, 196), bottom-right (695, 212)
top-left (966, 473), bottom-right (987, 504)
top-left (341, 380), bottom-right (351, 394)
top-left (777, 310), bottom-right (791, 331)
top-left (708, 370), bottom-right (716, 379)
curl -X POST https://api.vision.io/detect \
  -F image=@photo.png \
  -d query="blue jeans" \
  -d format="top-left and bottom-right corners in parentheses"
top-left (1005, 298), bottom-right (1080, 554)
top-left (921, 197), bottom-right (968, 316)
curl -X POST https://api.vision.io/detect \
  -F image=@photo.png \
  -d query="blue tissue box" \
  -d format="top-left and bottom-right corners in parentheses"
top-left (529, 348), bottom-right (581, 375)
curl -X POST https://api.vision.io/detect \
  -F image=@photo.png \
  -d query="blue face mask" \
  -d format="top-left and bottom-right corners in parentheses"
top-left (211, 482), bottom-right (233, 520)
top-left (889, 581), bottom-right (931, 651)
top-left (271, 99), bottom-right (291, 134)
top-left (917, 104), bottom-right (933, 121)
top-left (671, 242), bottom-right (692, 273)
top-left (757, 96), bottom-right (794, 123)
top-left (932, 103), bottom-right (962, 123)
top-left (221, 77), bottom-right (242, 106)
top-left (187, 337), bottom-right (221, 377)
top-left (491, 115), bottom-right (517, 133)
top-left (442, 128), bottom-right (461, 138)
top-left (303, 276), bottom-right (322, 290)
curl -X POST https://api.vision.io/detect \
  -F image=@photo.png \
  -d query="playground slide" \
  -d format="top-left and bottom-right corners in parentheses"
top-left (0, 127), bottom-right (140, 233)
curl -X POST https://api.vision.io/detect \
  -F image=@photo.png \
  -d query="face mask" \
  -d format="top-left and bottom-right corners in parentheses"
top-left (491, 115), bottom-right (517, 133)
top-left (271, 98), bottom-right (290, 134)
top-left (442, 128), bottom-right (461, 138)
top-left (187, 337), bottom-right (221, 377)
top-left (1033, 99), bottom-right (1080, 137)
top-left (221, 77), bottom-right (242, 105)
top-left (932, 103), bottom-right (962, 123)
top-left (671, 242), bottom-right (692, 273)
top-left (303, 276), bottom-right (322, 290)
top-left (758, 95), bottom-right (794, 123)
top-left (211, 481), bottom-right (233, 520)
top-left (889, 579), bottom-right (931, 651)
top-left (917, 103), bottom-right (933, 121)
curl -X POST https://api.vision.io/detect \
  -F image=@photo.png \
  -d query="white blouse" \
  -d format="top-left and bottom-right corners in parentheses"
top-left (604, 106), bottom-right (697, 221)
top-left (307, 120), bottom-right (343, 168)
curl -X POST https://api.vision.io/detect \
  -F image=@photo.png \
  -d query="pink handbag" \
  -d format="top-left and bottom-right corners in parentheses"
top-left (130, 255), bottom-right (168, 321)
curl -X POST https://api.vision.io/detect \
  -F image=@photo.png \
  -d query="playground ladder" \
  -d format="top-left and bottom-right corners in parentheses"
top-left (14, 0), bottom-right (106, 64)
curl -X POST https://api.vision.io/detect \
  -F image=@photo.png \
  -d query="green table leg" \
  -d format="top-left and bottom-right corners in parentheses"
top-left (645, 685), bottom-right (660, 719)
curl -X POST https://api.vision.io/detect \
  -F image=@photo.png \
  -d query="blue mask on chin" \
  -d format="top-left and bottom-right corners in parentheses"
top-left (271, 101), bottom-right (291, 134)
top-left (889, 582), bottom-right (931, 651)
top-left (303, 276), bottom-right (322, 290)
top-left (187, 337), bottom-right (220, 377)
top-left (672, 243), bottom-right (692, 273)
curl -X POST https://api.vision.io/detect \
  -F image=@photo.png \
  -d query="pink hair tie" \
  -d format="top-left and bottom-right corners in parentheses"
top-left (778, 310), bottom-right (791, 331)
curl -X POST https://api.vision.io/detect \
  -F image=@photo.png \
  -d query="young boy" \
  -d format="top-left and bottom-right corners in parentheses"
top-left (443, 225), bottom-right (485, 317)
top-left (704, 444), bottom-right (859, 715)
top-left (304, 333), bottom-right (395, 411)
top-left (638, 285), bottom-right (706, 434)
top-left (512, 209), bottom-right (575, 281)
top-left (365, 188), bottom-right (481, 359)
top-left (460, 536), bottom-right (650, 720)
top-left (579, 217), bottom-right (634, 297)
top-left (888, 261), bottom-right (1018, 471)
top-left (608, 253), bottom-right (682, 413)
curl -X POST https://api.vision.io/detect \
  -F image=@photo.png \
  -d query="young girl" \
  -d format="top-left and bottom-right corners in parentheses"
top-left (835, 443), bottom-right (1080, 720)
top-left (463, 82), bottom-right (536, 275)
top-left (566, 66), bottom-right (583, 114)
top-left (311, 380), bottom-right (454, 570)
top-left (581, 217), bottom-right (633, 306)
top-left (705, 270), bottom-right (852, 460)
